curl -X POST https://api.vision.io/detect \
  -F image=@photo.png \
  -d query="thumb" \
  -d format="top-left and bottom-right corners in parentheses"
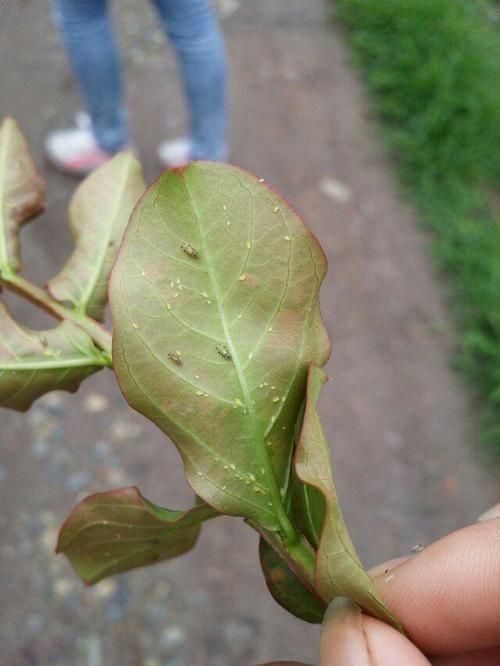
top-left (320, 598), bottom-right (430, 666)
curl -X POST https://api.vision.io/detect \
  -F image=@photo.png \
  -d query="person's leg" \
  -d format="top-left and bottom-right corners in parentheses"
top-left (153, 0), bottom-right (228, 161)
top-left (50, 0), bottom-right (128, 153)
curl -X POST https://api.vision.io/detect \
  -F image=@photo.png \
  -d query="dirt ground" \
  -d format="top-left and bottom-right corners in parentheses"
top-left (0, 1), bottom-right (498, 665)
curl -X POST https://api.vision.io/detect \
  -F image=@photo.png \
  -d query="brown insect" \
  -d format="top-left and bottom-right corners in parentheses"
top-left (181, 242), bottom-right (199, 259)
top-left (168, 351), bottom-right (182, 366)
top-left (216, 344), bottom-right (232, 360)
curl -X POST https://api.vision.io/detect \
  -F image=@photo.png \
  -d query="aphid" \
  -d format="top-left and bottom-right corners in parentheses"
top-left (181, 242), bottom-right (199, 259)
top-left (168, 351), bottom-right (182, 366)
top-left (216, 344), bottom-right (232, 360)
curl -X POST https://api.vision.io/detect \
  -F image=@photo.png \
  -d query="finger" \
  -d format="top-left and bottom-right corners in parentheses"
top-left (320, 598), bottom-right (430, 666)
top-left (371, 518), bottom-right (500, 655)
top-left (431, 646), bottom-right (500, 665)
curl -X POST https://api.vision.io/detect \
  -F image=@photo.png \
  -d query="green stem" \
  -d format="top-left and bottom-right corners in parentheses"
top-left (1, 271), bottom-right (113, 358)
top-left (249, 520), bottom-right (328, 605)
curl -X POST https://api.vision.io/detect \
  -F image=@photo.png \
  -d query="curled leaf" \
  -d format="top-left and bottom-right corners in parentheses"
top-left (294, 364), bottom-right (402, 630)
top-left (110, 162), bottom-right (329, 533)
top-left (259, 537), bottom-right (326, 623)
top-left (0, 300), bottom-right (106, 411)
top-left (47, 151), bottom-right (145, 321)
top-left (0, 117), bottom-right (45, 273)
top-left (57, 486), bottom-right (218, 584)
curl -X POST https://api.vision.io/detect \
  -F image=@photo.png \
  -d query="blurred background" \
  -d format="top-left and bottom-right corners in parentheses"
top-left (1, 1), bottom-right (499, 664)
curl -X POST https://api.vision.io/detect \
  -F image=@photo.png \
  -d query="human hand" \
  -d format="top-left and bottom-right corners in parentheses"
top-left (320, 514), bottom-right (500, 665)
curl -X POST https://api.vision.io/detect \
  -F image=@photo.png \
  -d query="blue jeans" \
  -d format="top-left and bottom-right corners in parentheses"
top-left (51, 0), bottom-right (228, 159)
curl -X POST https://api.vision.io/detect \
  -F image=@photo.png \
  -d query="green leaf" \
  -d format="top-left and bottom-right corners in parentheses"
top-left (290, 475), bottom-right (325, 551)
top-left (259, 537), bottom-right (326, 623)
top-left (57, 486), bottom-right (218, 584)
top-left (110, 162), bottom-right (329, 534)
top-left (294, 364), bottom-right (402, 630)
top-left (0, 117), bottom-right (45, 274)
top-left (47, 152), bottom-right (145, 321)
top-left (0, 300), bottom-right (107, 412)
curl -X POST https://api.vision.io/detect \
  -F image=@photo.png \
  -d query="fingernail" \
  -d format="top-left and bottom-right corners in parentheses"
top-left (323, 597), bottom-right (361, 626)
top-left (478, 502), bottom-right (500, 522)
top-left (320, 598), bottom-right (369, 665)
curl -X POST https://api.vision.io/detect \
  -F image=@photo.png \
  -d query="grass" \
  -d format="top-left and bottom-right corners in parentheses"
top-left (333, 0), bottom-right (500, 456)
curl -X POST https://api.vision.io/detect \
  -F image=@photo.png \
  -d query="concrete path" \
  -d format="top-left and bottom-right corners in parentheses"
top-left (0, 1), bottom-right (497, 664)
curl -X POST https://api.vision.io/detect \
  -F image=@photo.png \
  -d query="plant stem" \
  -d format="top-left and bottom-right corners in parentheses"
top-left (1, 271), bottom-right (113, 357)
top-left (250, 520), bottom-right (328, 605)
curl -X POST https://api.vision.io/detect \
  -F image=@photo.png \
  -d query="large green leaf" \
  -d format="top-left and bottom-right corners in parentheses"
top-left (57, 486), bottom-right (218, 584)
top-left (47, 152), bottom-right (145, 321)
top-left (294, 364), bottom-right (402, 630)
top-left (0, 300), bottom-right (107, 411)
top-left (0, 117), bottom-right (45, 274)
top-left (259, 538), bottom-right (326, 623)
top-left (110, 162), bottom-right (329, 533)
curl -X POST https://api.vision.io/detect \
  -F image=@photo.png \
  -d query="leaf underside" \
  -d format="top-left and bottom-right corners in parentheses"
top-left (110, 162), bottom-right (330, 532)
top-left (0, 301), bottom-right (105, 411)
top-left (294, 364), bottom-right (402, 630)
top-left (259, 537), bottom-right (326, 623)
top-left (47, 151), bottom-right (145, 321)
top-left (57, 486), bottom-right (217, 584)
top-left (0, 117), bottom-right (45, 273)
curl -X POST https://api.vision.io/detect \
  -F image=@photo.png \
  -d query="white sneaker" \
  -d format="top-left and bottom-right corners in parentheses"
top-left (157, 137), bottom-right (192, 169)
top-left (45, 112), bottom-right (113, 177)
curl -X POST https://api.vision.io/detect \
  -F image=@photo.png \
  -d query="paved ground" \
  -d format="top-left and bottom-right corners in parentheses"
top-left (1, 1), bottom-right (498, 665)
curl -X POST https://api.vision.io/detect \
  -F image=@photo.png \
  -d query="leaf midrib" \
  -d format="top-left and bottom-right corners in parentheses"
top-left (182, 172), bottom-right (287, 531)
top-left (0, 356), bottom-right (103, 371)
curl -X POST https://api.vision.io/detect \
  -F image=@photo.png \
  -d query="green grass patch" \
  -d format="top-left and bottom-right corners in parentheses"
top-left (333, 0), bottom-right (500, 456)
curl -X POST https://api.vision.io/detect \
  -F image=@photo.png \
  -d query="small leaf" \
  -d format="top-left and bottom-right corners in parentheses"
top-left (0, 117), bottom-right (45, 273)
top-left (47, 152), bottom-right (145, 321)
top-left (0, 300), bottom-right (106, 411)
top-left (294, 364), bottom-right (402, 630)
top-left (259, 538), bottom-right (326, 624)
top-left (57, 486), bottom-right (218, 584)
top-left (110, 162), bottom-right (330, 533)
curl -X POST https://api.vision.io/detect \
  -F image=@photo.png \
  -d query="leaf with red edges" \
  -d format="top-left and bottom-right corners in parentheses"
top-left (57, 486), bottom-right (218, 584)
top-left (109, 162), bottom-right (330, 533)
top-left (0, 117), bottom-right (45, 273)
top-left (294, 364), bottom-right (402, 630)
top-left (259, 537), bottom-right (326, 623)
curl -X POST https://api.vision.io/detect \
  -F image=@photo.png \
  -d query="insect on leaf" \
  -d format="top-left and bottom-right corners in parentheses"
top-left (259, 538), bottom-right (326, 623)
top-left (47, 151), bottom-right (145, 321)
top-left (0, 117), bottom-right (45, 274)
top-left (0, 301), bottom-right (107, 412)
top-left (110, 162), bottom-right (330, 534)
top-left (294, 364), bottom-right (402, 630)
top-left (57, 486), bottom-right (219, 584)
